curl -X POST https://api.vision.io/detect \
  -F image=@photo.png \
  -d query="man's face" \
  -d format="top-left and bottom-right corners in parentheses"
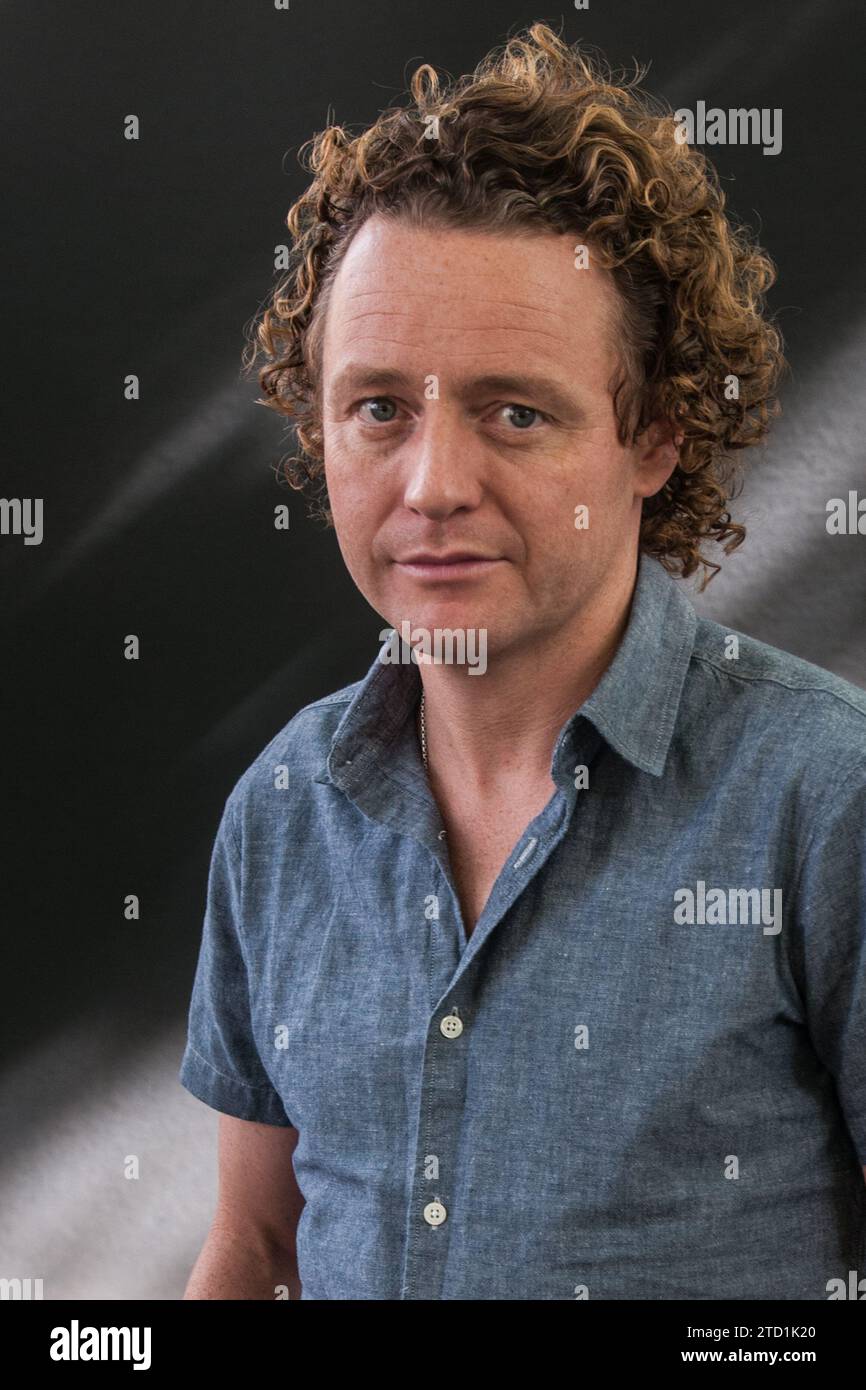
top-left (320, 215), bottom-right (675, 660)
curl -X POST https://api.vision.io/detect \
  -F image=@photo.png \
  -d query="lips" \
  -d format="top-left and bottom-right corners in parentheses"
top-left (394, 553), bottom-right (504, 581)
top-left (398, 552), bottom-right (497, 564)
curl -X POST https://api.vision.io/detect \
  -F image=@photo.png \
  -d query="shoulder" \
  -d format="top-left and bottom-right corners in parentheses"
top-left (220, 676), bottom-right (363, 838)
top-left (684, 613), bottom-right (866, 783)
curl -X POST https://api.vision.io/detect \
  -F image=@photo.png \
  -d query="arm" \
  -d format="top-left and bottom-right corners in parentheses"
top-left (184, 1115), bottom-right (306, 1299)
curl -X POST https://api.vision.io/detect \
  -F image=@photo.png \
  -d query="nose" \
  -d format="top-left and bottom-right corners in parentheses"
top-left (402, 403), bottom-right (484, 521)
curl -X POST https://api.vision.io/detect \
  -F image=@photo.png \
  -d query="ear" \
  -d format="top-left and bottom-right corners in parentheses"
top-left (631, 417), bottom-right (683, 499)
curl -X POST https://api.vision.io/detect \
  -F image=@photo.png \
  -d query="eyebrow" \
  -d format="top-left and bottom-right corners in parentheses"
top-left (329, 366), bottom-right (586, 421)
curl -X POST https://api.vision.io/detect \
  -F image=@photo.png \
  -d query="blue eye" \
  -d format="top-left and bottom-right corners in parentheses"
top-left (360, 398), bottom-right (397, 423)
top-left (503, 404), bottom-right (542, 429)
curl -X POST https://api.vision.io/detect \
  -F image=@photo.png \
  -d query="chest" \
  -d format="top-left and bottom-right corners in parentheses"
top-left (438, 787), bottom-right (556, 935)
top-left (445, 833), bottom-right (512, 937)
top-left (256, 786), bottom-right (811, 1300)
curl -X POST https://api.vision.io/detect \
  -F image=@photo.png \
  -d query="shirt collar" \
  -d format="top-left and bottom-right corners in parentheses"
top-left (313, 550), bottom-right (697, 792)
top-left (574, 551), bottom-right (697, 777)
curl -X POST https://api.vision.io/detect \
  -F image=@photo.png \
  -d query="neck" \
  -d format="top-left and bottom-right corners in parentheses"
top-left (416, 556), bottom-right (637, 799)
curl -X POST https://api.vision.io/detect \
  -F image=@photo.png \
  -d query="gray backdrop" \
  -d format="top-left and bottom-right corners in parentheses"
top-left (2, 0), bottom-right (864, 1298)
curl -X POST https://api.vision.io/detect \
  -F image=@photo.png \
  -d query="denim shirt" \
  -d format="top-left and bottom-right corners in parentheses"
top-left (179, 551), bottom-right (866, 1299)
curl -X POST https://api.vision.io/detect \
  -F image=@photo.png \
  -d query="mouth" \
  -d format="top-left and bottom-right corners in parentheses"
top-left (394, 556), bottom-right (504, 581)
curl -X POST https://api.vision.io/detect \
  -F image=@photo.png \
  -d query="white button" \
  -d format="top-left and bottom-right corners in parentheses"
top-left (440, 1014), bottom-right (463, 1039)
top-left (423, 1200), bottom-right (447, 1226)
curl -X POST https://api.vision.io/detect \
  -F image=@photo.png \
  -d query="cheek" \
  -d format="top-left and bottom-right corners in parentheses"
top-left (323, 436), bottom-right (366, 528)
top-left (324, 424), bottom-right (392, 501)
top-left (566, 441), bottom-right (636, 521)
top-left (529, 448), bottom-right (614, 528)
top-left (323, 444), bottom-right (389, 587)
top-left (512, 444), bottom-right (630, 572)
top-left (321, 425), bottom-right (352, 496)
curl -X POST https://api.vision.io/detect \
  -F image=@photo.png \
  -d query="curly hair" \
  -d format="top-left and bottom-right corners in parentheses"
top-left (242, 21), bottom-right (785, 588)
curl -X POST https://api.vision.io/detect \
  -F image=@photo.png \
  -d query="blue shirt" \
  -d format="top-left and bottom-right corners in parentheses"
top-left (179, 551), bottom-right (866, 1299)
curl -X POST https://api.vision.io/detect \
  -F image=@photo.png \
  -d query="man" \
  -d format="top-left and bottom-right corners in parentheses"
top-left (180, 24), bottom-right (866, 1299)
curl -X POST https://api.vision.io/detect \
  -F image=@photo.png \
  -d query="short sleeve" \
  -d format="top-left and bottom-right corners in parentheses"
top-left (796, 762), bottom-right (866, 1164)
top-left (178, 799), bottom-right (293, 1126)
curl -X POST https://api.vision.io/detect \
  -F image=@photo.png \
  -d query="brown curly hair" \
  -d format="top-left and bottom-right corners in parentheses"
top-left (242, 21), bottom-right (785, 588)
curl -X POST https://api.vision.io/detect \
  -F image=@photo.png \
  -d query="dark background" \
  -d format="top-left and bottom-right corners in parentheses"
top-left (2, 0), bottom-right (864, 1296)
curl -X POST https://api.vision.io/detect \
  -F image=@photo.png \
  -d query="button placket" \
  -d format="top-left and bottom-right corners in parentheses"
top-left (401, 994), bottom-right (469, 1298)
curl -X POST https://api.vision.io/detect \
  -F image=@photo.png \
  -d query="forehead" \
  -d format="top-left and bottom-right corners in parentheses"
top-left (321, 215), bottom-right (619, 393)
